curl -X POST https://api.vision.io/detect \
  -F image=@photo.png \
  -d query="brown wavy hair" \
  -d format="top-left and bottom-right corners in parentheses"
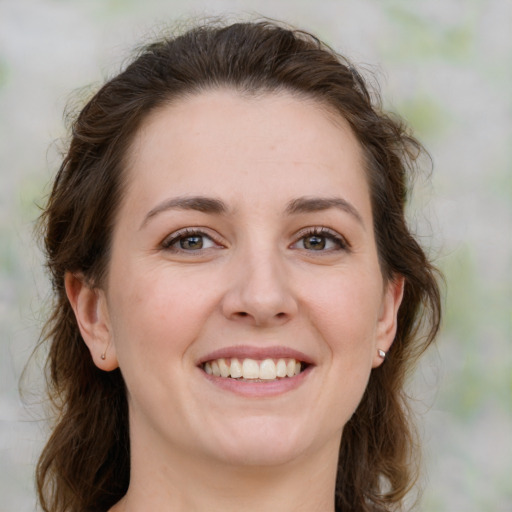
top-left (36, 19), bottom-right (442, 512)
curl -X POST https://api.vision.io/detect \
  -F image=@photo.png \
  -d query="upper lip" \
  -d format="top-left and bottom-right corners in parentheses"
top-left (197, 345), bottom-right (315, 366)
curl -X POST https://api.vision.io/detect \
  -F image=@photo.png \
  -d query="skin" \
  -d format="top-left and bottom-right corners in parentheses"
top-left (66, 90), bottom-right (403, 512)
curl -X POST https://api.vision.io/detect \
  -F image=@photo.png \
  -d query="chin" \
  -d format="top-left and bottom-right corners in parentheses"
top-left (203, 416), bottom-right (314, 467)
top-left (219, 442), bottom-right (304, 468)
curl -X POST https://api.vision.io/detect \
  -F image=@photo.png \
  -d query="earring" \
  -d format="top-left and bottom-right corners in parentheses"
top-left (100, 341), bottom-right (111, 361)
top-left (377, 349), bottom-right (386, 359)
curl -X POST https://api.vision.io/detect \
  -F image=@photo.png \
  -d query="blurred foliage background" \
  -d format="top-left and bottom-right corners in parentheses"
top-left (0, 0), bottom-right (510, 510)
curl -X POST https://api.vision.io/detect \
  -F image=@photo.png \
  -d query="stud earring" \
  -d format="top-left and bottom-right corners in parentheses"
top-left (100, 342), bottom-right (111, 361)
top-left (377, 349), bottom-right (386, 359)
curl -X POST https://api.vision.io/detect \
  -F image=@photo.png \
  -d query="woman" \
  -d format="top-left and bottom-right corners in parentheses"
top-left (37, 20), bottom-right (441, 512)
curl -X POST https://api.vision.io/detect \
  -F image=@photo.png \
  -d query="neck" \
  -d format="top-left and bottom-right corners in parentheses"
top-left (112, 426), bottom-right (340, 512)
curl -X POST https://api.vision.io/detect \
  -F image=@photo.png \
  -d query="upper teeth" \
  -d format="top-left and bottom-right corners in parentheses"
top-left (203, 358), bottom-right (302, 380)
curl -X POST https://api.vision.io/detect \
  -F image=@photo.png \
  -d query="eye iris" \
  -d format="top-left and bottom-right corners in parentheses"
top-left (304, 235), bottom-right (326, 250)
top-left (180, 235), bottom-right (203, 250)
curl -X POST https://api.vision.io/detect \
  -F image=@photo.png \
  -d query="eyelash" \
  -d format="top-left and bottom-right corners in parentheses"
top-left (161, 228), bottom-right (221, 252)
top-left (292, 227), bottom-right (350, 252)
top-left (161, 226), bottom-right (350, 254)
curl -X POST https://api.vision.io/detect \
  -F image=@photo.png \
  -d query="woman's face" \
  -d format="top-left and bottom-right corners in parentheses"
top-left (82, 90), bottom-right (402, 469)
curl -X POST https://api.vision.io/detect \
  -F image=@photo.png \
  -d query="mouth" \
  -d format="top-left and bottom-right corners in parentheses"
top-left (201, 357), bottom-right (309, 381)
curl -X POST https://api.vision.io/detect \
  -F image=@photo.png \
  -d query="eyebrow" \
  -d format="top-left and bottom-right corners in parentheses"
top-left (140, 196), bottom-right (228, 229)
top-left (285, 196), bottom-right (364, 227)
top-left (140, 194), bottom-right (364, 229)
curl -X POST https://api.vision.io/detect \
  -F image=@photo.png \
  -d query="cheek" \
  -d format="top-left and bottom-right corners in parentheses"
top-left (304, 270), bottom-right (382, 417)
top-left (107, 270), bottom-right (208, 366)
top-left (306, 297), bottom-right (376, 429)
top-left (107, 262), bottom-right (228, 371)
top-left (308, 271), bottom-right (382, 349)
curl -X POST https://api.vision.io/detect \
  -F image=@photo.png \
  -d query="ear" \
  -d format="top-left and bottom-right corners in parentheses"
top-left (65, 272), bottom-right (119, 371)
top-left (372, 275), bottom-right (405, 368)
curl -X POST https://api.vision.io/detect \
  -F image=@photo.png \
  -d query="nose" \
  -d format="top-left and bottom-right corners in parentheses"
top-left (221, 249), bottom-right (298, 327)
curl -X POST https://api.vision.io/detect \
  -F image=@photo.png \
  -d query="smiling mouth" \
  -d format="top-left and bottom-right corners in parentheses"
top-left (202, 358), bottom-right (308, 381)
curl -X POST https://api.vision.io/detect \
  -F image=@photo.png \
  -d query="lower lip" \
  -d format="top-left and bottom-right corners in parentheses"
top-left (200, 366), bottom-right (313, 398)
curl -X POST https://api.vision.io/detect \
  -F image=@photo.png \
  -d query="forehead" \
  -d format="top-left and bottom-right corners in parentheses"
top-left (122, 89), bottom-right (370, 214)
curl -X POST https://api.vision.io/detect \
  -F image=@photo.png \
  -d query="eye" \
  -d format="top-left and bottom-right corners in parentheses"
top-left (292, 227), bottom-right (349, 252)
top-left (161, 229), bottom-right (220, 252)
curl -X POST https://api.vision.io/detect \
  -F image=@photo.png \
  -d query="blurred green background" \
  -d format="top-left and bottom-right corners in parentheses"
top-left (0, 1), bottom-right (510, 510)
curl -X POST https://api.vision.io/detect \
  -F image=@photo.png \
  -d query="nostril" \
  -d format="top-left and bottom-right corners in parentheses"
top-left (227, 308), bottom-right (293, 325)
